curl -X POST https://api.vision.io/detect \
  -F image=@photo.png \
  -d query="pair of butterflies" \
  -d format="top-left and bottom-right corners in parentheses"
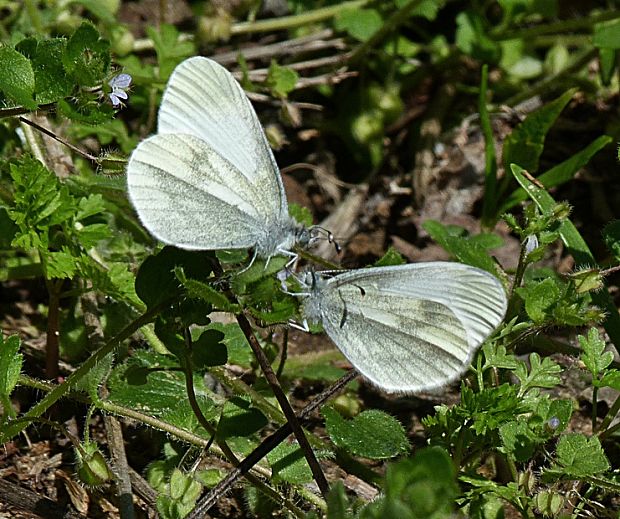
top-left (126, 57), bottom-right (507, 394)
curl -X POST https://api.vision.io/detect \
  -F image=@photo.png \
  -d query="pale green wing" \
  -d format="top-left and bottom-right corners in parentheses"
top-left (309, 262), bottom-right (507, 393)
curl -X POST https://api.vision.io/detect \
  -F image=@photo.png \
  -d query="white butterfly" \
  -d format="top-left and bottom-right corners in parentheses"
top-left (298, 262), bottom-right (507, 393)
top-left (126, 57), bottom-right (311, 262)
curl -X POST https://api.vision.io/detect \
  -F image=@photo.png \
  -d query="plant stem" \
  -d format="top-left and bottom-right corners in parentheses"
top-left (186, 370), bottom-right (357, 519)
top-left (490, 9), bottom-right (620, 41)
top-left (0, 299), bottom-right (174, 441)
top-left (231, 0), bottom-right (369, 35)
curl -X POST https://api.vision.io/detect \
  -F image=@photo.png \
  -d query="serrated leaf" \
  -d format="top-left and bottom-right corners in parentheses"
top-left (74, 352), bottom-right (114, 401)
top-left (599, 369), bottom-right (620, 390)
top-left (515, 353), bottom-right (561, 395)
top-left (520, 277), bottom-right (560, 323)
top-left (503, 89), bottom-right (575, 173)
top-left (548, 434), bottom-right (610, 478)
top-left (79, 260), bottom-right (143, 310)
top-left (267, 442), bottom-right (313, 485)
top-left (0, 45), bottom-right (36, 109)
top-left (323, 407), bottom-right (410, 459)
top-left (44, 249), bottom-right (77, 279)
top-left (579, 327), bottom-right (613, 379)
top-left (0, 334), bottom-right (22, 398)
top-left (482, 342), bottom-right (519, 370)
top-left (63, 22), bottom-right (110, 87)
top-left (266, 61), bottom-right (299, 98)
top-left (512, 163), bottom-right (620, 348)
top-left (8, 156), bottom-right (76, 250)
top-left (176, 274), bottom-right (239, 313)
top-left (107, 350), bottom-right (212, 416)
top-left (423, 220), bottom-right (502, 274)
top-left (30, 38), bottom-right (73, 104)
top-left (499, 420), bottom-right (538, 462)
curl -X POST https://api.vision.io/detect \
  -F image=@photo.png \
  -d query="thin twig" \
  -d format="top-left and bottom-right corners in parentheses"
top-left (210, 260), bottom-right (329, 497)
top-left (234, 313), bottom-right (330, 496)
top-left (82, 290), bottom-right (136, 519)
top-left (213, 30), bottom-right (342, 65)
top-left (187, 369), bottom-right (358, 518)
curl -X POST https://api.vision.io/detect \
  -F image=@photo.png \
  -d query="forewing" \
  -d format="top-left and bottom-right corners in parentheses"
top-left (127, 133), bottom-right (268, 250)
top-left (157, 57), bottom-right (287, 220)
top-left (313, 263), bottom-right (507, 393)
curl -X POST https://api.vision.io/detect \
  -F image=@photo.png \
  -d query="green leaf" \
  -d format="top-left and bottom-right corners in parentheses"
top-left (8, 156), bottom-right (76, 250)
top-left (192, 329), bottom-right (227, 369)
top-left (216, 397), bottom-right (268, 440)
top-left (0, 45), bottom-right (36, 109)
top-left (63, 22), bottom-right (110, 87)
top-left (373, 246), bottom-right (406, 267)
top-left (422, 220), bottom-right (502, 274)
top-left (29, 38), bottom-right (73, 104)
top-left (503, 89), bottom-right (575, 174)
top-left (79, 260), bottom-right (143, 310)
top-left (205, 322), bottom-right (253, 368)
top-left (0, 334), bottom-right (22, 399)
top-left (44, 249), bottom-right (77, 279)
top-left (501, 135), bottom-right (612, 212)
top-left (266, 61), bottom-right (299, 98)
top-left (511, 163), bottom-right (620, 348)
top-left (335, 8), bottom-right (383, 42)
top-left (482, 342), bottom-right (519, 370)
top-left (267, 442), bottom-right (313, 485)
top-left (75, 352), bottom-right (114, 401)
top-left (175, 272), bottom-right (240, 313)
top-left (521, 277), bottom-right (560, 323)
top-left (363, 447), bottom-right (457, 519)
top-left (455, 11), bottom-right (499, 62)
top-left (599, 369), bottom-right (620, 390)
top-left (134, 247), bottom-right (213, 309)
top-left (593, 18), bottom-right (620, 49)
top-left (326, 481), bottom-right (353, 519)
top-left (602, 220), bottom-right (620, 261)
top-left (323, 407), bottom-right (410, 459)
top-left (499, 420), bottom-right (538, 462)
top-left (147, 24), bottom-right (195, 80)
top-left (515, 353), bottom-right (561, 395)
top-left (71, 0), bottom-right (118, 25)
top-left (548, 434), bottom-right (610, 478)
top-left (579, 327), bottom-right (613, 380)
top-left (107, 350), bottom-right (214, 416)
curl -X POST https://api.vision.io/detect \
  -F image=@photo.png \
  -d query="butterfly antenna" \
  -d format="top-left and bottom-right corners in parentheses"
top-left (310, 225), bottom-right (341, 253)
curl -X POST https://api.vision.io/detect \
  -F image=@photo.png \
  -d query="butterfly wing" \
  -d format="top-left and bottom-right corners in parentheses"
top-left (127, 57), bottom-right (294, 253)
top-left (156, 56), bottom-right (289, 223)
top-left (127, 133), bottom-right (268, 250)
top-left (306, 263), bottom-right (507, 393)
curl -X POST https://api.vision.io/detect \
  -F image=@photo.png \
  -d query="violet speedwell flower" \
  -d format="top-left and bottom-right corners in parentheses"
top-left (108, 73), bottom-right (132, 107)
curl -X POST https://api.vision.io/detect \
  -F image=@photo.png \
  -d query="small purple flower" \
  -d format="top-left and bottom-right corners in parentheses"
top-left (547, 416), bottom-right (560, 431)
top-left (525, 234), bottom-right (538, 255)
top-left (108, 73), bottom-right (132, 107)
